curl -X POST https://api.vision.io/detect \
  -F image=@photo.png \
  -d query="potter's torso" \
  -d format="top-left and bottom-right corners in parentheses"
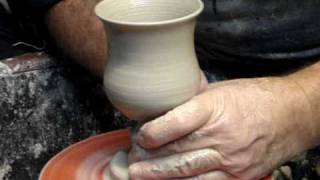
top-left (0, 0), bottom-right (320, 63)
top-left (196, 0), bottom-right (320, 64)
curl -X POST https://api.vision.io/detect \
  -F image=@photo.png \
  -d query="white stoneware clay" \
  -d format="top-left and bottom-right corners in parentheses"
top-left (96, 0), bottom-right (204, 121)
top-left (109, 151), bottom-right (129, 180)
top-left (95, 0), bottom-right (204, 179)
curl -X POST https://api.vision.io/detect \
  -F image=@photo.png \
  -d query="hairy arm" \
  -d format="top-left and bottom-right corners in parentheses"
top-left (45, 0), bottom-right (107, 77)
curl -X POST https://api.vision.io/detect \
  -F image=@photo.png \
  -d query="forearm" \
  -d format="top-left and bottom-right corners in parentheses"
top-left (45, 0), bottom-right (107, 77)
top-left (286, 61), bottom-right (320, 151)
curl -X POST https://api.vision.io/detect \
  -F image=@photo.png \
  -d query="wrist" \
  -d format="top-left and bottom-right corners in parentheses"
top-left (252, 76), bottom-right (313, 160)
top-left (280, 62), bottom-right (320, 153)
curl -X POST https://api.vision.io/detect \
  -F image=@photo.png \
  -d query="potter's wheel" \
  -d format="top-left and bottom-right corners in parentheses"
top-left (39, 129), bottom-right (272, 180)
top-left (39, 129), bottom-right (131, 180)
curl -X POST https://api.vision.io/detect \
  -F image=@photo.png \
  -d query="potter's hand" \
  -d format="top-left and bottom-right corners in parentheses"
top-left (129, 77), bottom-right (314, 180)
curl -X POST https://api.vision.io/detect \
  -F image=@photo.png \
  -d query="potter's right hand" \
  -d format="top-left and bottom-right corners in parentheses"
top-left (129, 77), bottom-right (315, 180)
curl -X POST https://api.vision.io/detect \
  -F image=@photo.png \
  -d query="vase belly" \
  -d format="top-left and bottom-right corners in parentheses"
top-left (104, 21), bottom-right (200, 119)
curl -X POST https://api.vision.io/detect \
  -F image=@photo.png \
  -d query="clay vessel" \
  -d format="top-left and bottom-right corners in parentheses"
top-left (95, 0), bottom-right (204, 121)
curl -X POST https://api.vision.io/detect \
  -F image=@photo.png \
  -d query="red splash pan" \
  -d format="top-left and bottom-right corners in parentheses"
top-left (39, 129), bottom-right (131, 180)
top-left (39, 129), bottom-right (271, 180)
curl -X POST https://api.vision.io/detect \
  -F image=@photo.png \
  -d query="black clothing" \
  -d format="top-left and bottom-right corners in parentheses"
top-left (0, 0), bottom-right (60, 59)
top-left (196, 0), bottom-right (320, 64)
top-left (1, 0), bottom-right (320, 64)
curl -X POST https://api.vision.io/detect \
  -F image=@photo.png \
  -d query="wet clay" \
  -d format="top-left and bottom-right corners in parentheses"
top-left (95, 0), bottom-right (204, 179)
top-left (95, 0), bottom-right (204, 121)
top-left (108, 151), bottom-right (129, 180)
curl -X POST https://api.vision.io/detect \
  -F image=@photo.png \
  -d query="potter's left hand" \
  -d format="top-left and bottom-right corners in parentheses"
top-left (128, 77), bottom-right (315, 180)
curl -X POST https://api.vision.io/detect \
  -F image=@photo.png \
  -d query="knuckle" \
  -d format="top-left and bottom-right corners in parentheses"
top-left (186, 149), bottom-right (222, 170)
top-left (201, 149), bottom-right (224, 168)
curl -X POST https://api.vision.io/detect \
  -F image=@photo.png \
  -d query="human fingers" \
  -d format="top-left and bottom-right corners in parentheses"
top-left (129, 149), bottom-right (222, 179)
top-left (179, 171), bottom-right (234, 180)
top-left (137, 94), bottom-right (213, 149)
top-left (129, 130), bottom-right (217, 162)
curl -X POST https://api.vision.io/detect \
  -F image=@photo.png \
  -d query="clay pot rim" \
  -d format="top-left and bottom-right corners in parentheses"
top-left (95, 0), bottom-right (204, 27)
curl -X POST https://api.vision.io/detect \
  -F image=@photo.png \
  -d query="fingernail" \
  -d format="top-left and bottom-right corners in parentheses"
top-left (136, 125), bottom-right (146, 143)
top-left (139, 123), bottom-right (147, 135)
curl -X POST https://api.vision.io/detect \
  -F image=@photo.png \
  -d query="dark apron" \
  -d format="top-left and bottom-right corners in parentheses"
top-left (196, 0), bottom-right (320, 64)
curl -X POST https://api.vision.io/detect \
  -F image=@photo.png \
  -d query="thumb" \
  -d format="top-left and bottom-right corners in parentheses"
top-left (137, 93), bottom-right (214, 149)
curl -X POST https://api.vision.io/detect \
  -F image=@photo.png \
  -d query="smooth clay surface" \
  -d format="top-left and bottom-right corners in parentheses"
top-left (95, 0), bottom-right (204, 121)
top-left (107, 151), bottom-right (129, 180)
